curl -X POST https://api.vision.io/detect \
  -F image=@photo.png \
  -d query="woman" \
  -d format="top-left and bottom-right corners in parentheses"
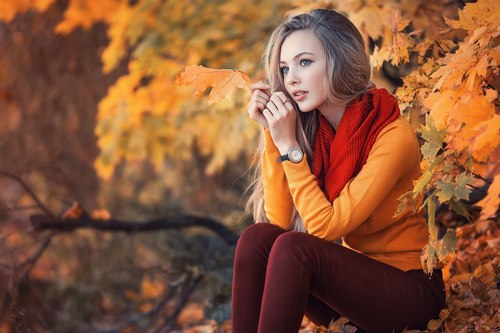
top-left (232, 8), bottom-right (446, 333)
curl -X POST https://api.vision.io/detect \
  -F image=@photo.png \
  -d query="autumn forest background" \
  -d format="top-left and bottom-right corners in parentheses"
top-left (0, 0), bottom-right (498, 332)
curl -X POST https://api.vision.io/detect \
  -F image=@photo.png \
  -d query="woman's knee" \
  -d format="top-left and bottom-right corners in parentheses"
top-left (269, 231), bottom-right (311, 263)
top-left (273, 231), bottom-right (308, 251)
top-left (235, 223), bottom-right (284, 259)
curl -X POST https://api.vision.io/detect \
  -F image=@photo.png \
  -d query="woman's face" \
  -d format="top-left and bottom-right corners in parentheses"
top-left (279, 30), bottom-right (328, 112)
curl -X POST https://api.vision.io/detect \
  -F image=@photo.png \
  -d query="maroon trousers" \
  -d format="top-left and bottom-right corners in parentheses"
top-left (231, 223), bottom-right (446, 333)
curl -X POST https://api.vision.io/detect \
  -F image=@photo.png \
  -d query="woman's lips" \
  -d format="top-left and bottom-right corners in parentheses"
top-left (293, 91), bottom-right (308, 101)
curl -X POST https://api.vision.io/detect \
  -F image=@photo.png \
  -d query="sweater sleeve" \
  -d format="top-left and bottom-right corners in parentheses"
top-left (262, 129), bottom-right (294, 230)
top-left (281, 121), bottom-right (417, 241)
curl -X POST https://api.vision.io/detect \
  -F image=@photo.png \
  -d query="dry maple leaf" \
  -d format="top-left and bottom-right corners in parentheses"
top-left (61, 201), bottom-right (85, 220)
top-left (175, 65), bottom-right (252, 105)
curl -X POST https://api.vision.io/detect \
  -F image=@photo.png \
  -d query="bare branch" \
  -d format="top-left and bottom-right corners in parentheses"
top-left (0, 172), bottom-right (54, 218)
top-left (157, 273), bottom-right (204, 332)
top-left (30, 214), bottom-right (239, 245)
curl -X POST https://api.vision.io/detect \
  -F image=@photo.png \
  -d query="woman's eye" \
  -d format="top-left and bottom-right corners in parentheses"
top-left (280, 66), bottom-right (289, 75)
top-left (300, 59), bottom-right (312, 66)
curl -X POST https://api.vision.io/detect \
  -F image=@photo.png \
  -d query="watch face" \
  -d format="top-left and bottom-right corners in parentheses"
top-left (289, 148), bottom-right (303, 163)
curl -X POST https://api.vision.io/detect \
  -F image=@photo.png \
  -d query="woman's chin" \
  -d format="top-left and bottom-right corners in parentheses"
top-left (298, 106), bottom-right (317, 113)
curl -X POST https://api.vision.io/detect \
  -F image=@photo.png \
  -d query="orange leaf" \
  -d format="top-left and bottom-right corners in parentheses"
top-left (61, 201), bottom-right (85, 220)
top-left (175, 65), bottom-right (251, 105)
top-left (477, 174), bottom-right (500, 220)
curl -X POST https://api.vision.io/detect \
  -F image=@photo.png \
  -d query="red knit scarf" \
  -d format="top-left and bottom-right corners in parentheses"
top-left (311, 87), bottom-right (401, 202)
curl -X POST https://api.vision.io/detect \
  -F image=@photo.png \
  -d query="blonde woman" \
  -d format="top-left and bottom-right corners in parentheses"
top-left (232, 9), bottom-right (446, 333)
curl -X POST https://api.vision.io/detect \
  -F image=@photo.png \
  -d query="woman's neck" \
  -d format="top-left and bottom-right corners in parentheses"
top-left (318, 102), bottom-right (347, 131)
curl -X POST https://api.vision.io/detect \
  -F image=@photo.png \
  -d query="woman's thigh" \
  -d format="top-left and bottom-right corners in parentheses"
top-left (269, 231), bottom-right (445, 332)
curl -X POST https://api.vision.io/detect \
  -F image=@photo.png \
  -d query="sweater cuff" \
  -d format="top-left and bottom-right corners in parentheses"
top-left (263, 129), bottom-right (280, 157)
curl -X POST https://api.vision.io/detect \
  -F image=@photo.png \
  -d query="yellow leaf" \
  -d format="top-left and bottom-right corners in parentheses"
top-left (445, 0), bottom-right (500, 31)
top-left (350, 4), bottom-right (391, 41)
top-left (448, 89), bottom-right (496, 152)
top-left (473, 263), bottom-right (495, 284)
top-left (141, 276), bottom-right (165, 299)
top-left (427, 308), bottom-right (449, 330)
top-left (54, 0), bottom-right (121, 34)
top-left (469, 114), bottom-right (500, 162)
top-left (427, 317), bottom-right (443, 330)
top-left (0, 0), bottom-right (55, 22)
top-left (477, 174), bottom-right (500, 220)
top-left (90, 209), bottom-right (111, 221)
top-left (175, 65), bottom-right (251, 105)
top-left (424, 90), bottom-right (459, 130)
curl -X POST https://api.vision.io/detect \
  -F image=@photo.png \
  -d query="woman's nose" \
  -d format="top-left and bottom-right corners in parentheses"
top-left (286, 69), bottom-right (300, 86)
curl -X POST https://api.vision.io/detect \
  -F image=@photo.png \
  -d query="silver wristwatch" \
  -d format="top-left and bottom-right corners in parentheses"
top-left (277, 146), bottom-right (304, 163)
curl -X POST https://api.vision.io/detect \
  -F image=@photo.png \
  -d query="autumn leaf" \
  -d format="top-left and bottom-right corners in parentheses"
top-left (90, 209), bottom-right (111, 221)
top-left (61, 201), bottom-right (85, 220)
top-left (476, 174), bottom-right (500, 220)
top-left (435, 172), bottom-right (474, 203)
top-left (141, 276), bottom-right (165, 299)
top-left (427, 309), bottom-right (449, 330)
top-left (438, 229), bottom-right (458, 261)
top-left (420, 114), bottom-right (446, 160)
top-left (0, 0), bottom-right (55, 22)
top-left (175, 65), bottom-right (252, 105)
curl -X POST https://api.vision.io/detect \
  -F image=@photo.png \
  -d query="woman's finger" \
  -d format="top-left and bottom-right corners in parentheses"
top-left (269, 94), bottom-right (288, 116)
top-left (266, 101), bottom-right (279, 117)
top-left (262, 108), bottom-right (274, 123)
top-left (251, 82), bottom-right (271, 92)
top-left (255, 95), bottom-right (269, 105)
top-left (273, 92), bottom-right (292, 110)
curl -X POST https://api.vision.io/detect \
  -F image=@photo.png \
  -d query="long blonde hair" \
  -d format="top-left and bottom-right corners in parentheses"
top-left (245, 9), bottom-right (372, 231)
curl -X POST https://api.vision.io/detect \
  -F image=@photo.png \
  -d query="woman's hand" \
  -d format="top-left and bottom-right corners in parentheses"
top-left (261, 92), bottom-right (299, 155)
top-left (247, 82), bottom-right (272, 129)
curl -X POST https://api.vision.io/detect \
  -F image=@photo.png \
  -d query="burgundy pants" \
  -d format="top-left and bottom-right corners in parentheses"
top-left (231, 223), bottom-right (446, 333)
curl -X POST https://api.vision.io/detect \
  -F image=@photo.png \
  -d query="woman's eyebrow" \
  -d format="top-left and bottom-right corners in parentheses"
top-left (280, 52), bottom-right (315, 64)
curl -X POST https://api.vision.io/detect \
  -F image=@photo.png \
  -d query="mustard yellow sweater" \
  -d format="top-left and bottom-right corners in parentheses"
top-left (262, 116), bottom-right (429, 272)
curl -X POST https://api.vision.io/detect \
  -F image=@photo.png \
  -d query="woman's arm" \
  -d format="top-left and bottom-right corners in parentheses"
top-left (280, 119), bottom-right (418, 240)
top-left (262, 129), bottom-right (294, 229)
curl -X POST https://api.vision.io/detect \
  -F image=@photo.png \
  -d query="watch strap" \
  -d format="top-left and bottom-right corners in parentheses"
top-left (276, 154), bottom-right (289, 163)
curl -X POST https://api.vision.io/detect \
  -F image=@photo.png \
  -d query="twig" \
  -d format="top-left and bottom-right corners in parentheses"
top-left (434, 40), bottom-right (447, 54)
top-left (94, 272), bottom-right (202, 333)
top-left (154, 273), bottom-right (204, 333)
top-left (466, 184), bottom-right (488, 194)
top-left (454, 163), bottom-right (492, 185)
top-left (455, 218), bottom-right (498, 236)
top-left (0, 172), bottom-right (54, 218)
top-left (16, 231), bottom-right (56, 275)
top-left (0, 231), bottom-right (55, 320)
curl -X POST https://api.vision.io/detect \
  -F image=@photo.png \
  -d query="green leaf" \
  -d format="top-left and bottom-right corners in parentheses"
top-left (438, 229), bottom-right (458, 261)
top-left (394, 190), bottom-right (418, 217)
top-left (435, 179), bottom-right (456, 202)
top-left (435, 171), bottom-right (473, 203)
top-left (421, 239), bottom-right (438, 274)
top-left (427, 194), bottom-right (438, 240)
top-left (420, 114), bottom-right (446, 160)
top-left (413, 170), bottom-right (433, 196)
top-left (449, 197), bottom-right (472, 221)
top-left (454, 172), bottom-right (474, 201)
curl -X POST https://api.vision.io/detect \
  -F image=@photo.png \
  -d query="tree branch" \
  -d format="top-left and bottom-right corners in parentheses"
top-left (30, 214), bottom-right (239, 245)
top-left (0, 172), bottom-right (54, 218)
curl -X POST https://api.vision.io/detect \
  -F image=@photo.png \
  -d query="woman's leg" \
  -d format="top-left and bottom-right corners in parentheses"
top-left (231, 223), bottom-right (286, 333)
top-left (257, 231), bottom-right (446, 333)
top-left (304, 293), bottom-right (341, 327)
